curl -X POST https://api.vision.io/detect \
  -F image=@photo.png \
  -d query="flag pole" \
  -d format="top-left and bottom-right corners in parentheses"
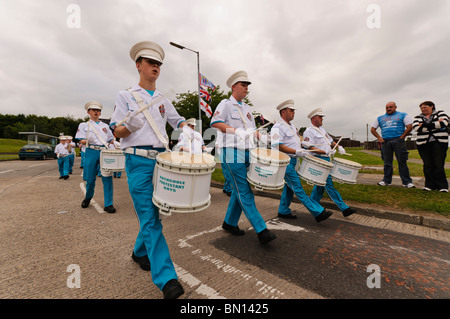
top-left (196, 52), bottom-right (202, 135)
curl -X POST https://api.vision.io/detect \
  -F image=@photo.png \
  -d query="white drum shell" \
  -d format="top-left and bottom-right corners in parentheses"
top-left (152, 152), bottom-right (216, 215)
top-left (330, 158), bottom-right (362, 184)
top-left (297, 155), bottom-right (334, 186)
top-left (100, 150), bottom-right (126, 173)
top-left (247, 148), bottom-right (290, 190)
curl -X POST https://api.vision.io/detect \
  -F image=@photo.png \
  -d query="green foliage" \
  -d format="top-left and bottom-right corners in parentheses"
top-left (0, 113), bottom-right (86, 140)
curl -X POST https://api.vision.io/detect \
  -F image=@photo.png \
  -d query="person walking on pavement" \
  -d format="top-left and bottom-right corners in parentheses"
top-left (302, 108), bottom-right (356, 218)
top-left (75, 101), bottom-right (116, 214)
top-left (371, 101), bottom-right (415, 188)
top-left (271, 100), bottom-right (332, 222)
top-left (110, 41), bottom-right (188, 299)
top-left (211, 70), bottom-right (276, 244)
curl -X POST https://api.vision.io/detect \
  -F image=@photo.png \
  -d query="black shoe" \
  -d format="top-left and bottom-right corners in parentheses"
top-left (342, 207), bottom-right (356, 217)
top-left (131, 252), bottom-right (150, 271)
top-left (104, 205), bottom-right (116, 213)
top-left (223, 189), bottom-right (232, 196)
top-left (278, 213), bottom-right (297, 219)
top-left (222, 221), bottom-right (245, 236)
top-left (81, 198), bottom-right (91, 208)
top-left (315, 210), bottom-right (333, 223)
top-left (257, 229), bottom-right (276, 244)
top-left (163, 279), bottom-right (184, 299)
top-left (63, 175), bottom-right (69, 180)
top-left (59, 176), bottom-right (63, 179)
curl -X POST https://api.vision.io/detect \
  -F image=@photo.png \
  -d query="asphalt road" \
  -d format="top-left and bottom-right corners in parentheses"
top-left (1, 158), bottom-right (449, 301)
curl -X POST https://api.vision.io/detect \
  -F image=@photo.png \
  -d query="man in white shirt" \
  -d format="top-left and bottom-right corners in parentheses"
top-left (271, 100), bottom-right (332, 222)
top-left (55, 136), bottom-right (70, 179)
top-left (176, 118), bottom-right (206, 154)
top-left (110, 41), bottom-right (187, 299)
top-left (302, 108), bottom-right (356, 217)
top-left (211, 70), bottom-right (276, 244)
top-left (75, 101), bottom-right (116, 213)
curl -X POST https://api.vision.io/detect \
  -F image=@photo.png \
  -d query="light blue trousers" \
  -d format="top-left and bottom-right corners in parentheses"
top-left (83, 148), bottom-right (113, 207)
top-left (223, 148), bottom-right (267, 233)
top-left (125, 151), bottom-right (178, 291)
top-left (219, 149), bottom-right (233, 193)
top-left (68, 153), bottom-right (75, 173)
top-left (278, 157), bottom-right (325, 217)
top-left (310, 156), bottom-right (349, 212)
top-left (57, 156), bottom-right (69, 177)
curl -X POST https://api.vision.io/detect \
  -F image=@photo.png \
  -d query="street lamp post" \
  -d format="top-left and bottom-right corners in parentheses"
top-left (169, 42), bottom-right (202, 135)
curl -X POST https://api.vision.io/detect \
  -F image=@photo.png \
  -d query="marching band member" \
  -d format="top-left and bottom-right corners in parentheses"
top-left (55, 136), bottom-right (70, 180)
top-left (211, 70), bottom-right (276, 244)
top-left (302, 108), bottom-right (356, 217)
top-left (110, 41), bottom-right (187, 299)
top-left (66, 135), bottom-right (76, 174)
top-left (176, 118), bottom-right (206, 154)
top-left (270, 100), bottom-right (332, 222)
top-left (75, 101), bottom-right (116, 214)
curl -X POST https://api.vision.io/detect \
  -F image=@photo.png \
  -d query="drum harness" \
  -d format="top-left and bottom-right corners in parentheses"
top-left (86, 120), bottom-right (110, 151)
top-left (123, 89), bottom-right (171, 160)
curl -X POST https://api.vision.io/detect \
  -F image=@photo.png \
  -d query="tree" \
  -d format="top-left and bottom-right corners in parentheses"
top-left (170, 85), bottom-right (255, 145)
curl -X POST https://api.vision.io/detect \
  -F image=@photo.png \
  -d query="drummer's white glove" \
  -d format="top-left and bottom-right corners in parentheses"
top-left (182, 125), bottom-right (195, 139)
top-left (125, 110), bottom-right (144, 133)
top-left (301, 140), bottom-right (312, 149)
top-left (259, 134), bottom-right (269, 145)
top-left (204, 147), bottom-right (213, 153)
top-left (338, 146), bottom-right (346, 155)
top-left (295, 149), bottom-right (308, 158)
top-left (327, 149), bottom-right (336, 157)
top-left (235, 128), bottom-right (250, 141)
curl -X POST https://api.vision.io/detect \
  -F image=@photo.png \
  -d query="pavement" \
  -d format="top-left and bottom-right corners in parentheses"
top-left (212, 161), bottom-right (450, 231)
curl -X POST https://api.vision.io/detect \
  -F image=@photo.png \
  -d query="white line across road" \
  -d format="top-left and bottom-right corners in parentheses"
top-left (176, 220), bottom-right (312, 299)
top-left (29, 163), bottom-right (49, 168)
top-left (0, 169), bottom-right (13, 174)
top-left (79, 182), bottom-right (104, 214)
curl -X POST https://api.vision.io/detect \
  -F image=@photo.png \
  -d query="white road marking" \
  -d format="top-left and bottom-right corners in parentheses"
top-left (29, 163), bottom-right (48, 168)
top-left (0, 169), bottom-right (13, 174)
top-left (79, 182), bottom-right (104, 213)
top-left (176, 220), bottom-right (310, 299)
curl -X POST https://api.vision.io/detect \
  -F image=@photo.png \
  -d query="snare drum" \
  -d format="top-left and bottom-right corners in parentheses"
top-left (247, 148), bottom-right (290, 190)
top-left (330, 157), bottom-right (362, 184)
top-left (152, 151), bottom-right (216, 215)
top-left (297, 155), bottom-right (334, 186)
top-left (100, 149), bottom-right (126, 173)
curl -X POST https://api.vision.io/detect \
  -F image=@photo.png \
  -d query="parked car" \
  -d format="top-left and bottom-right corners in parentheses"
top-left (19, 144), bottom-right (56, 160)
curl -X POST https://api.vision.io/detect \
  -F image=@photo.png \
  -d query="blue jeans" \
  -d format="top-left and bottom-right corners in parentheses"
top-left (279, 157), bottom-right (325, 217)
top-left (125, 150), bottom-right (178, 291)
top-left (381, 138), bottom-right (412, 185)
top-left (310, 156), bottom-right (349, 212)
top-left (223, 148), bottom-right (267, 233)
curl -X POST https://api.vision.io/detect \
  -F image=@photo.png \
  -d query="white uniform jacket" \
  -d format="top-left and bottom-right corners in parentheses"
top-left (210, 95), bottom-right (256, 150)
top-left (270, 118), bottom-right (302, 158)
top-left (75, 120), bottom-right (114, 147)
top-left (303, 125), bottom-right (334, 156)
top-left (110, 84), bottom-right (185, 149)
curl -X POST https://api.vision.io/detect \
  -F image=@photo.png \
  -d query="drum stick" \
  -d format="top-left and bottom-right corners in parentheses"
top-left (255, 121), bottom-right (274, 131)
top-left (331, 137), bottom-right (343, 152)
top-left (115, 96), bottom-right (165, 126)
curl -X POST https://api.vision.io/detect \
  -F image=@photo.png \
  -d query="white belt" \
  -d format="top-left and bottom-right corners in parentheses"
top-left (124, 148), bottom-right (160, 159)
top-left (88, 145), bottom-right (107, 150)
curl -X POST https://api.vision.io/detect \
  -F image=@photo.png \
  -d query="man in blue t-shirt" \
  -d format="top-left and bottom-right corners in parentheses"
top-left (371, 101), bottom-right (415, 188)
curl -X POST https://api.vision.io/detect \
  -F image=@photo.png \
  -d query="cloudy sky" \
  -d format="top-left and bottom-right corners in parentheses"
top-left (1, 0), bottom-right (449, 141)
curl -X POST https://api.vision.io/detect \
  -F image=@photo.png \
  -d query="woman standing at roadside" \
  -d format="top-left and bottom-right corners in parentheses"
top-left (412, 101), bottom-right (449, 192)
